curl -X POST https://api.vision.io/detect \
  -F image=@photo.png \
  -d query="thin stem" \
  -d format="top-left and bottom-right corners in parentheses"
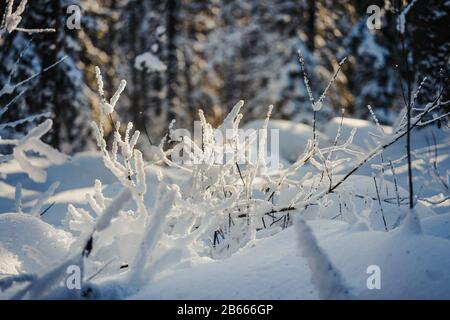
top-left (397, 1), bottom-right (414, 208)
top-left (389, 159), bottom-right (401, 207)
top-left (373, 176), bottom-right (388, 231)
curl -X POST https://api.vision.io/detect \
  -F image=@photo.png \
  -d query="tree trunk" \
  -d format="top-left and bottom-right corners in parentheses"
top-left (307, 0), bottom-right (316, 52)
top-left (166, 0), bottom-right (178, 122)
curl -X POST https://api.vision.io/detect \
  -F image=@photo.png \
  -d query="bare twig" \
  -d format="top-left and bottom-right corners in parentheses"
top-left (373, 176), bottom-right (388, 231)
top-left (388, 159), bottom-right (401, 207)
top-left (39, 202), bottom-right (55, 217)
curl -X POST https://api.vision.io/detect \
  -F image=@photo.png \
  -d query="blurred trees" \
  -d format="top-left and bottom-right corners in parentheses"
top-left (0, 0), bottom-right (448, 154)
top-left (0, 0), bottom-right (92, 152)
top-left (408, 0), bottom-right (450, 103)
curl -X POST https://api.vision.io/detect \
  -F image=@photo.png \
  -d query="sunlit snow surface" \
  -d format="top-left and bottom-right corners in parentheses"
top-left (1, 118), bottom-right (450, 299)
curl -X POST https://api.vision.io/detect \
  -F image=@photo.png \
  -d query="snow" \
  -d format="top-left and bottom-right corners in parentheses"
top-left (357, 28), bottom-right (389, 69)
top-left (0, 213), bottom-right (73, 280)
top-left (1, 116), bottom-right (449, 299)
top-left (244, 119), bottom-right (330, 163)
top-left (131, 221), bottom-right (320, 300)
top-left (134, 52), bottom-right (167, 73)
top-left (0, 119), bottom-right (68, 183)
top-left (1, 0), bottom-right (449, 301)
top-left (325, 117), bottom-right (392, 151)
top-left (324, 226), bottom-right (450, 299)
top-left (1, 89), bottom-right (450, 299)
top-left (0, 0), bottom-right (55, 35)
top-left (95, 67), bottom-right (127, 115)
top-left (295, 217), bottom-right (351, 299)
top-left (397, 0), bottom-right (418, 34)
top-left (128, 185), bottom-right (178, 287)
top-left (1, 197), bottom-right (449, 299)
top-left (130, 218), bottom-right (450, 299)
top-left (422, 213), bottom-right (450, 240)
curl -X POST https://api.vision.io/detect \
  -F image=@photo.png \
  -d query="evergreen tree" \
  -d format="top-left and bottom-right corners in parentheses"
top-left (408, 0), bottom-right (450, 103)
top-left (114, 0), bottom-right (171, 145)
top-left (200, 0), bottom-right (335, 124)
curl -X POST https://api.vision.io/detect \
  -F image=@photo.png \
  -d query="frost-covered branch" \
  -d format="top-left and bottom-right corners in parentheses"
top-left (0, 119), bottom-right (67, 182)
top-left (268, 91), bottom-right (445, 216)
top-left (0, 0), bottom-right (55, 42)
top-left (92, 67), bottom-right (146, 215)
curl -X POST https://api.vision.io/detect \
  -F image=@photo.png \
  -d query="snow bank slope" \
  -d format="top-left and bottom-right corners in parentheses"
top-left (244, 119), bottom-right (330, 162)
top-left (325, 228), bottom-right (450, 299)
top-left (325, 117), bottom-right (392, 150)
top-left (132, 219), bottom-right (450, 299)
top-left (0, 213), bottom-right (73, 275)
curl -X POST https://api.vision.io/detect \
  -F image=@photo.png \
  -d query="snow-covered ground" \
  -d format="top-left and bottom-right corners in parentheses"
top-left (132, 217), bottom-right (450, 300)
top-left (1, 116), bottom-right (450, 300)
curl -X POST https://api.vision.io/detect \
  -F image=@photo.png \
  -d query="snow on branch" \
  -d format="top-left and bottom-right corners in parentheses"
top-left (134, 52), bottom-right (167, 73)
top-left (269, 88), bottom-right (446, 216)
top-left (92, 67), bottom-right (146, 215)
top-left (129, 184), bottom-right (179, 286)
top-left (397, 0), bottom-right (418, 34)
top-left (29, 181), bottom-right (60, 217)
top-left (0, 119), bottom-right (68, 182)
top-left (0, 0), bottom-right (55, 40)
